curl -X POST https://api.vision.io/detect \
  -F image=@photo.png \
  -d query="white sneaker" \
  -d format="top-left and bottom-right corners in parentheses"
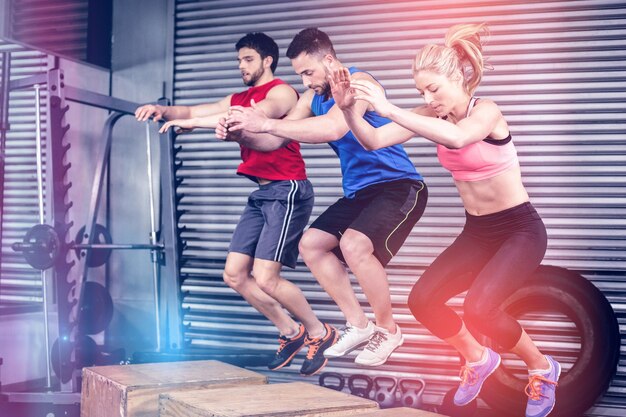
top-left (355, 325), bottom-right (403, 366)
top-left (323, 321), bottom-right (375, 358)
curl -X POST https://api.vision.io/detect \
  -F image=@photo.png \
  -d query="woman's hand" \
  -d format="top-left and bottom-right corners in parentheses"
top-left (350, 79), bottom-right (394, 118)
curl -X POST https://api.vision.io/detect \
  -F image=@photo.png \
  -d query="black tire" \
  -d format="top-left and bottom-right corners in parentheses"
top-left (478, 265), bottom-right (619, 416)
top-left (440, 387), bottom-right (477, 417)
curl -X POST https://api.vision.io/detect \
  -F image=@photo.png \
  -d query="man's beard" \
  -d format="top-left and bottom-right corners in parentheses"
top-left (313, 80), bottom-right (331, 97)
top-left (244, 66), bottom-right (264, 86)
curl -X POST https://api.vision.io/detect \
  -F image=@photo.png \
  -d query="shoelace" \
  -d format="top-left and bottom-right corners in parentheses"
top-left (305, 335), bottom-right (323, 360)
top-left (337, 324), bottom-right (356, 342)
top-left (275, 336), bottom-right (288, 354)
top-left (459, 365), bottom-right (478, 387)
top-left (525, 374), bottom-right (558, 401)
top-left (365, 331), bottom-right (387, 352)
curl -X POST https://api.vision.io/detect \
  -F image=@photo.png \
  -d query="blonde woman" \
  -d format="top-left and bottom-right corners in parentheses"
top-left (329, 24), bottom-right (560, 417)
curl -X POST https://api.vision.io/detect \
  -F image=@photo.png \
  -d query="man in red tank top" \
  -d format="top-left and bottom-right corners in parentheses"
top-left (135, 33), bottom-right (336, 376)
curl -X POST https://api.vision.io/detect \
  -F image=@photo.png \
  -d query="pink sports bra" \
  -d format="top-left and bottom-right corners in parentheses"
top-left (436, 97), bottom-right (518, 182)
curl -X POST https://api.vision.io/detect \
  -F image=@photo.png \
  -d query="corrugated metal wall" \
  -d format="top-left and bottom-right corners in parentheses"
top-left (172, 0), bottom-right (626, 413)
top-left (0, 40), bottom-right (48, 308)
top-left (0, 1), bottom-right (90, 309)
top-left (7, 0), bottom-right (88, 61)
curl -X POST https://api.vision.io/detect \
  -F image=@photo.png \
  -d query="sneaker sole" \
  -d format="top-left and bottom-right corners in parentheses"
top-left (323, 340), bottom-right (369, 358)
top-left (454, 352), bottom-right (502, 406)
top-left (354, 336), bottom-right (404, 367)
top-left (268, 343), bottom-right (306, 371)
top-left (300, 357), bottom-right (329, 377)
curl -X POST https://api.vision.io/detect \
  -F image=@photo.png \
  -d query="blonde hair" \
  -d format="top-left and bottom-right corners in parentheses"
top-left (413, 23), bottom-right (489, 95)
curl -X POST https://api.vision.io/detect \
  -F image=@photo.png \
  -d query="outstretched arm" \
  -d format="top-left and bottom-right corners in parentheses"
top-left (217, 116), bottom-right (291, 151)
top-left (329, 67), bottom-right (418, 150)
top-left (225, 76), bottom-right (373, 145)
top-left (160, 84), bottom-right (298, 134)
top-left (216, 88), bottom-right (315, 151)
top-left (135, 95), bottom-right (232, 124)
top-left (350, 78), bottom-right (502, 149)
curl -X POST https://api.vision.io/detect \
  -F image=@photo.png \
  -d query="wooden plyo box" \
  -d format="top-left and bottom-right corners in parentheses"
top-left (348, 408), bottom-right (444, 417)
top-left (159, 381), bottom-right (379, 417)
top-left (81, 360), bottom-right (267, 417)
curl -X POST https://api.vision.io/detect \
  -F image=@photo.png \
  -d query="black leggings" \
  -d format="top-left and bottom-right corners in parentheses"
top-left (408, 202), bottom-right (547, 350)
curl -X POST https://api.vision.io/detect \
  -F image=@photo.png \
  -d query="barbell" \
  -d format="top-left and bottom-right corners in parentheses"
top-left (11, 223), bottom-right (163, 270)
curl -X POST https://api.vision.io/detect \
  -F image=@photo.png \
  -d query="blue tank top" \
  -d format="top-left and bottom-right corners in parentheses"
top-left (311, 67), bottom-right (422, 198)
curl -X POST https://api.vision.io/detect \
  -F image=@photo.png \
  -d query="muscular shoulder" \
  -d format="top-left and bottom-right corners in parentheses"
top-left (350, 70), bottom-right (385, 114)
top-left (350, 70), bottom-right (377, 84)
top-left (471, 98), bottom-right (508, 137)
top-left (283, 88), bottom-right (315, 120)
top-left (470, 98), bottom-right (502, 117)
top-left (266, 83), bottom-right (298, 100)
top-left (300, 88), bottom-right (316, 102)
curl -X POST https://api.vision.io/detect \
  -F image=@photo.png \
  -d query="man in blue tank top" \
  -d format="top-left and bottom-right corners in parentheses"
top-left (221, 28), bottom-right (428, 367)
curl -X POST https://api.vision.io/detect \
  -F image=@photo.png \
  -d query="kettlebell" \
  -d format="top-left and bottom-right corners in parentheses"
top-left (348, 374), bottom-right (373, 399)
top-left (440, 387), bottom-right (477, 417)
top-left (398, 377), bottom-right (426, 409)
top-left (373, 376), bottom-right (398, 409)
top-left (319, 372), bottom-right (345, 392)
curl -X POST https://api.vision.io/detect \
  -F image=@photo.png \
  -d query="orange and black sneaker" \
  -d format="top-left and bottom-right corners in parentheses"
top-left (267, 324), bottom-right (307, 371)
top-left (300, 323), bottom-right (339, 376)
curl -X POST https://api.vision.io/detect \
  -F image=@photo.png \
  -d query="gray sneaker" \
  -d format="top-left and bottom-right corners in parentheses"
top-left (324, 321), bottom-right (375, 358)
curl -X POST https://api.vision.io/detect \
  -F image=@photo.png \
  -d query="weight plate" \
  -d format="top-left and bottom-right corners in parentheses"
top-left (51, 335), bottom-right (98, 384)
top-left (78, 282), bottom-right (114, 335)
top-left (23, 224), bottom-right (61, 270)
top-left (74, 224), bottom-right (113, 267)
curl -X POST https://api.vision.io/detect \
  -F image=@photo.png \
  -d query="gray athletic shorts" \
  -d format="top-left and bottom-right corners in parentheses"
top-left (229, 179), bottom-right (314, 268)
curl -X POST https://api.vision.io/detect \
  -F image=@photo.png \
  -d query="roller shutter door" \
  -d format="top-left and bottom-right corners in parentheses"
top-left (173, 0), bottom-right (626, 412)
top-left (7, 0), bottom-right (88, 61)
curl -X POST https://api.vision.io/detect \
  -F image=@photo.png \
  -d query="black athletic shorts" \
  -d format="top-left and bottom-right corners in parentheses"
top-left (310, 179), bottom-right (427, 266)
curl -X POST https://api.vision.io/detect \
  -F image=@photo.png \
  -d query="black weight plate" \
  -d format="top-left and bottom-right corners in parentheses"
top-left (23, 224), bottom-right (61, 270)
top-left (51, 335), bottom-right (99, 384)
top-left (50, 337), bottom-right (74, 384)
top-left (74, 224), bottom-right (113, 267)
top-left (74, 334), bottom-right (98, 368)
top-left (78, 282), bottom-right (114, 335)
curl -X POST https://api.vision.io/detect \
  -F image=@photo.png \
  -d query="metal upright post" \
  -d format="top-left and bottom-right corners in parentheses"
top-left (0, 52), bottom-right (11, 272)
top-left (145, 122), bottom-right (161, 351)
top-left (34, 84), bottom-right (45, 225)
top-left (34, 84), bottom-right (53, 389)
top-left (157, 98), bottom-right (183, 351)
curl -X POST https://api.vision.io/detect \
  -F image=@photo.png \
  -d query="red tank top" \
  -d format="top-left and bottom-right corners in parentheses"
top-left (230, 79), bottom-right (307, 181)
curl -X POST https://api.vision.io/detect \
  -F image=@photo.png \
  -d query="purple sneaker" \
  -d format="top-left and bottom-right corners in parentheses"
top-left (454, 347), bottom-right (501, 406)
top-left (525, 355), bottom-right (561, 417)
